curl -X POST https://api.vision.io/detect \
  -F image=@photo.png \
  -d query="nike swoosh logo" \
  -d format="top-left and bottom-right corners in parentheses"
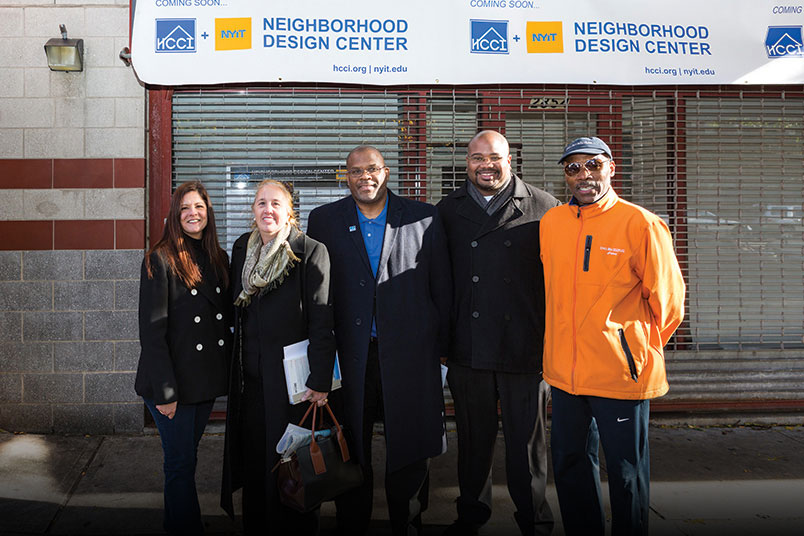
top-left (617, 417), bottom-right (630, 422)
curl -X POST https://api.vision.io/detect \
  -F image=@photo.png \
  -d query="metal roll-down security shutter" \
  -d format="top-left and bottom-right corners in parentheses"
top-left (168, 86), bottom-right (804, 412)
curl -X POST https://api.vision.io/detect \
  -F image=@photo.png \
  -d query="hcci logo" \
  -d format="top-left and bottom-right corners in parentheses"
top-left (526, 21), bottom-right (564, 53)
top-left (765, 26), bottom-right (804, 58)
top-left (215, 17), bottom-right (252, 51)
top-left (471, 20), bottom-right (508, 54)
top-left (155, 19), bottom-right (196, 53)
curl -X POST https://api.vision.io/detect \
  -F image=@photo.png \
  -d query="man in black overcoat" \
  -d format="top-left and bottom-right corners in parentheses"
top-left (307, 145), bottom-right (450, 536)
top-left (437, 130), bottom-right (560, 536)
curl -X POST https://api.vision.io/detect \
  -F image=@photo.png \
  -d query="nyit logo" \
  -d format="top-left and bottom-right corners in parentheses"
top-left (765, 26), bottom-right (804, 58)
top-left (526, 22), bottom-right (563, 53)
top-left (155, 19), bottom-right (196, 53)
top-left (470, 20), bottom-right (508, 54)
top-left (215, 18), bottom-right (252, 51)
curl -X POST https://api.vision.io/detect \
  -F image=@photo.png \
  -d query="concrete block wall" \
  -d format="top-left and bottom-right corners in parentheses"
top-left (0, 250), bottom-right (144, 433)
top-left (0, 3), bottom-right (147, 434)
top-left (0, 2), bottom-right (141, 160)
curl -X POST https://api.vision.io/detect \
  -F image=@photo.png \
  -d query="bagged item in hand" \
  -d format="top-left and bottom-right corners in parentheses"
top-left (276, 423), bottom-right (332, 458)
top-left (274, 402), bottom-right (363, 512)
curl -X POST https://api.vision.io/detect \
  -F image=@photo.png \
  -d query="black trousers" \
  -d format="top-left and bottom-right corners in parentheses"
top-left (550, 387), bottom-right (651, 536)
top-left (335, 339), bottom-right (430, 536)
top-left (447, 362), bottom-right (553, 536)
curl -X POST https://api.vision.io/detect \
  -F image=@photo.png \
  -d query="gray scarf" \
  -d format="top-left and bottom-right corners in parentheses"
top-left (466, 174), bottom-right (514, 216)
top-left (234, 223), bottom-right (300, 307)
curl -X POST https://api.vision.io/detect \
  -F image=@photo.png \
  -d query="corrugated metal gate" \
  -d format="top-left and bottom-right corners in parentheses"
top-left (166, 85), bottom-right (804, 410)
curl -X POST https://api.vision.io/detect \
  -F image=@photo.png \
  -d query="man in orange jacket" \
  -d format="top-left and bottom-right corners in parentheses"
top-left (540, 137), bottom-right (685, 536)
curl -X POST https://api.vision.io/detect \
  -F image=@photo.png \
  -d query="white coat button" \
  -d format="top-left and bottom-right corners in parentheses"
top-left (470, 241), bottom-right (478, 248)
top-left (191, 289), bottom-right (198, 295)
top-left (218, 339), bottom-right (225, 346)
top-left (196, 344), bottom-right (203, 351)
top-left (216, 287), bottom-right (221, 294)
top-left (472, 311), bottom-right (480, 319)
top-left (194, 316), bottom-right (201, 323)
top-left (216, 313), bottom-right (223, 320)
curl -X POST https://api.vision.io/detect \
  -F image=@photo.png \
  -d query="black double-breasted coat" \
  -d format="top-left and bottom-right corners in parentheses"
top-left (436, 176), bottom-right (560, 373)
top-left (220, 227), bottom-right (336, 518)
top-left (135, 244), bottom-right (232, 405)
top-left (307, 191), bottom-right (451, 472)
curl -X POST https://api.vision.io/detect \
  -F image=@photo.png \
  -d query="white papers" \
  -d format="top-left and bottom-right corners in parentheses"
top-left (282, 339), bottom-right (342, 405)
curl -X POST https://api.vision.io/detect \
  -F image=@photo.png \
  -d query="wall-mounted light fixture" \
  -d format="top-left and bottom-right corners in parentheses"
top-left (119, 46), bottom-right (132, 67)
top-left (44, 25), bottom-right (84, 72)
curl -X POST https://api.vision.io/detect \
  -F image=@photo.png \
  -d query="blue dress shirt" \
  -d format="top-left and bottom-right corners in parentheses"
top-left (356, 197), bottom-right (388, 337)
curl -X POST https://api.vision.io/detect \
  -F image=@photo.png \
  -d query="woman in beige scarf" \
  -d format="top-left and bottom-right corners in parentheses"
top-left (221, 180), bottom-right (336, 535)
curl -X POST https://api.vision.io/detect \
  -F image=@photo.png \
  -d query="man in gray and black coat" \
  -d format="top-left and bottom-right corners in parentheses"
top-left (308, 145), bottom-right (450, 536)
top-left (437, 130), bottom-right (560, 536)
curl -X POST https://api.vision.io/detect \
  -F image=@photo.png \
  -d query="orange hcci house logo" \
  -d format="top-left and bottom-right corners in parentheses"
top-left (526, 21), bottom-right (563, 53)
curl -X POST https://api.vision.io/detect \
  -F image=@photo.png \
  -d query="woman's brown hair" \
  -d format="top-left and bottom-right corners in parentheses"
top-left (144, 181), bottom-right (229, 288)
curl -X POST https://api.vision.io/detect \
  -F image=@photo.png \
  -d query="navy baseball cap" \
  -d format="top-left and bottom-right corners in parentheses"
top-left (558, 136), bottom-right (613, 163)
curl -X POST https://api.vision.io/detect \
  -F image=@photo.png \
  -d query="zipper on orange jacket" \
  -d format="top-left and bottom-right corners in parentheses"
top-left (571, 204), bottom-right (583, 392)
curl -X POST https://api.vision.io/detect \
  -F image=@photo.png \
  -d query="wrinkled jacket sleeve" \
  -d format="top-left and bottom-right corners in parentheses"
top-left (138, 253), bottom-right (178, 404)
top-left (304, 239), bottom-right (337, 392)
top-left (638, 219), bottom-right (686, 346)
top-left (430, 210), bottom-right (452, 357)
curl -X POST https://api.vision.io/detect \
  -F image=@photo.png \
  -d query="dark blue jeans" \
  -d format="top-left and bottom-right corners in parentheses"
top-left (144, 398), bottom-right (214, 536)
top-left (550, 387), bottom-right (650, 536)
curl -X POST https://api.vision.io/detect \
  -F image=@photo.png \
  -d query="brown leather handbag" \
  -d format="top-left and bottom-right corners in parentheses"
top-left (275, 401), bottom-right (363, 512)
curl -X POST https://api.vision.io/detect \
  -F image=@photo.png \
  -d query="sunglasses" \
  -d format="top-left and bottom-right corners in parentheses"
top-left (563, 158), bottom-right (609, 176)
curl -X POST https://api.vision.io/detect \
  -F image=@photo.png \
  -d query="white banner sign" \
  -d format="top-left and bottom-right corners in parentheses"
top-left (130, 0), bottom-right (804, 86)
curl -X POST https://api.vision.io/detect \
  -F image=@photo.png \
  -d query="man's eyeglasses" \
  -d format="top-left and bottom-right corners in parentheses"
top-left (468, 155), bottom-right (504, 164)
top-left (348, 166), bottom-right (385, 178)
top-left (563, 158), bottom-right (610, 176)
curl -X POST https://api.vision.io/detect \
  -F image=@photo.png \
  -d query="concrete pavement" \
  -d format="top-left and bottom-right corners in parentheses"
top-left (1, 422), bottom-right (803, 535)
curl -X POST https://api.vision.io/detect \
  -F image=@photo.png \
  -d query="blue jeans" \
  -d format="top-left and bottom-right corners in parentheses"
top-left (144, 398), bottom-right (214, 535)
top-left (550, 388), bottom-right (650, 536)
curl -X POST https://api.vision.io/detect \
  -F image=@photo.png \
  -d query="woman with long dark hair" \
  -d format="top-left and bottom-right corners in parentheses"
top-left (221, 179), bottom-right (336, 534)
top-left (135, 181), bottom-right (231, 535)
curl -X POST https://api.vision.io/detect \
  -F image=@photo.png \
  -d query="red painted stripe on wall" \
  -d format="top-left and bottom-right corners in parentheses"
top-left (114, 159), bottom-right (146, 188)
top-left (0, 221), bottom-right (53, 249)
top-left (0, 220), bottom-right (145, 250)
top-left (54, 159), bottom-right (114, 189)
top-left (55, 221), bottom-right (115, 249)
top-left (0, 160), bottom-right (52, 189)
top-left (0, 158), bottom-right (145, 189)
top-left (115, 219), bottom-right (146, 249)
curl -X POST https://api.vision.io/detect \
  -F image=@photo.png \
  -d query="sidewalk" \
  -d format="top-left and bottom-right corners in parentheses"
top-left (1, 423), bottom-right (803, 535)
